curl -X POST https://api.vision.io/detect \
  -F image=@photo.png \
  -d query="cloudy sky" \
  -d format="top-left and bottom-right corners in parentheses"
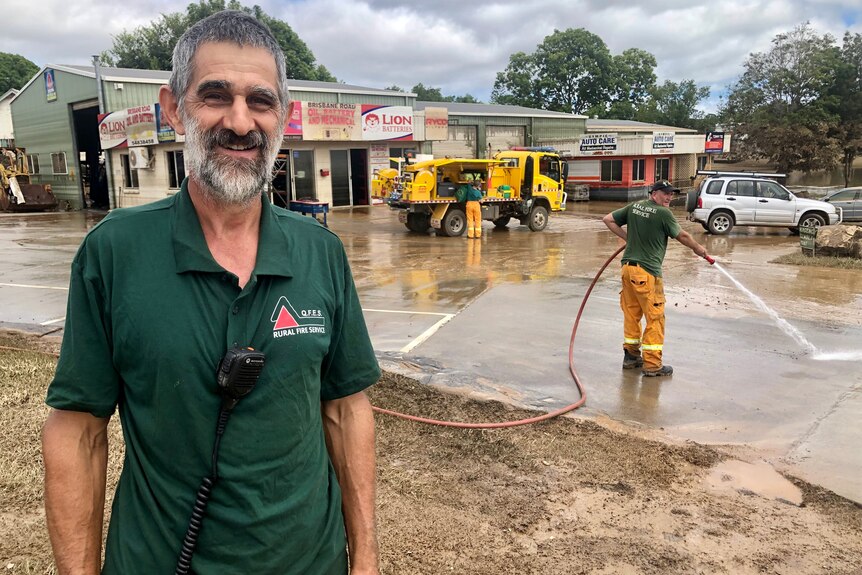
top-left (3, 0), bottom-right (861, 112)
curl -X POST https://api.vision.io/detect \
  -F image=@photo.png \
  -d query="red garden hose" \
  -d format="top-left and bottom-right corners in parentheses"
top-left (371, 246), bottom-right (626, 428)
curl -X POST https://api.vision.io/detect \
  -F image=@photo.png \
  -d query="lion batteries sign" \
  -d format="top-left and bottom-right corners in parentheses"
top-left (361, 105), bottom-right (413, 141)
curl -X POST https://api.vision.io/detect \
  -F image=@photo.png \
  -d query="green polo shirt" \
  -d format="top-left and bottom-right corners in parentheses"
top-left (612, 199), bottom-right (681, 278)
top-left (47, 180), bottom-right (380, 574)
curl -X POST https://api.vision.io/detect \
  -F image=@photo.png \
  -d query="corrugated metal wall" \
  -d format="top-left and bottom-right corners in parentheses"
top-left (11, 70), bottom-right (98, 206)
top-left (104, 82), bottom-right (162, 111)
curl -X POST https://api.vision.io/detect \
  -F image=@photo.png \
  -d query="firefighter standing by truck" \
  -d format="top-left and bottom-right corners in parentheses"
top-left (459, 179), bottom-right (484, 238)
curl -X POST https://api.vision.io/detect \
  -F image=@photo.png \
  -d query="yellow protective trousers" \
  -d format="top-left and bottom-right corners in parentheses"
top-left (620, 263), bottom-right (666, 370)
top-left (466, 201), bottom-right (482, 238)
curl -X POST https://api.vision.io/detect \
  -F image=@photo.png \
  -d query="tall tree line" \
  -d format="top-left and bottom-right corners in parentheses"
top-left (490, 28), bottom-right (715, 131)
top-left (722, 24), bottom-right (862, 184)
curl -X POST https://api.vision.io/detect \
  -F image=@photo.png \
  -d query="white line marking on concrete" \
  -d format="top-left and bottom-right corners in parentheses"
top-left (362, 308), bottom-right (451, 317)
top-left (0, 282), bottom-right (69, 291)
top-left (399, 313), bottom-right (456, 354)
top-left (40, 317), bottom-right (66, 326)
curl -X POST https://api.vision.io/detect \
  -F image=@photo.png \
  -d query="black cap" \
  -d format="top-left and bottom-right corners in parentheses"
top-left (651, 180), bottom-right (679, 193)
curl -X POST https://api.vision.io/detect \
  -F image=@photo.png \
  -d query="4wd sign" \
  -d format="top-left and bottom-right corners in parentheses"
top-left (799, 225), bottom-right (818, 254)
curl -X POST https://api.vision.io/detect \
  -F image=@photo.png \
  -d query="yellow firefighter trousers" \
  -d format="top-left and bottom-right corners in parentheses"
top-left (466, 201), bottom-right (482, 238)
top-left (620, 263), bottom-right (666, 370)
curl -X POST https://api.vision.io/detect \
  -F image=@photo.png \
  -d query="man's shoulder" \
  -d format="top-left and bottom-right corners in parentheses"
top-left (81, 194), bottom-right (177, 249)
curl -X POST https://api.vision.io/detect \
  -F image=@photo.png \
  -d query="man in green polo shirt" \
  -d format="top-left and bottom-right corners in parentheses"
top-left (602, 180), bottom-right (710, 377)
top-left (42, 11), bottom-right (380, 575)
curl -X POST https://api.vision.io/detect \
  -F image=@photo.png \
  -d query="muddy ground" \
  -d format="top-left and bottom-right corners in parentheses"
top-left (2, 329), bottom-right (861, 575)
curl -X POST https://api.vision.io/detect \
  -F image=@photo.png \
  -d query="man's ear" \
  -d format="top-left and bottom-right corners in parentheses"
top-left (159, 85), bottom-right (186, 136)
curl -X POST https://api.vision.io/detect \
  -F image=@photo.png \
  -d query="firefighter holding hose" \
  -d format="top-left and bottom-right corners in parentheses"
top-left (602, 180), bottom-right (711, 377)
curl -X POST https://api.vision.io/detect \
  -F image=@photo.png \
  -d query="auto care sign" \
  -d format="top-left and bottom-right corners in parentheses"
top-left (579, 133), bottom-right (617, 155)
top-left (652, 131), bottom-right (675, 151)
top-left (362, 105), bottom-right (413, 141)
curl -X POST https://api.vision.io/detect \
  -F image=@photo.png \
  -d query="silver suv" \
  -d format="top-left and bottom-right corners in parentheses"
top-left (686, 171), bottom-right (842, 235)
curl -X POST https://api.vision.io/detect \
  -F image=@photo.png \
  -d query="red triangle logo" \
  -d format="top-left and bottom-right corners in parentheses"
top-left (273, 306), bottom-right (299, 330)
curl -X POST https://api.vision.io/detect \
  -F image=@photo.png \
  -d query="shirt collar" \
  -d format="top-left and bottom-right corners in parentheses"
top-left (172, 178), bottom-right (293, 278)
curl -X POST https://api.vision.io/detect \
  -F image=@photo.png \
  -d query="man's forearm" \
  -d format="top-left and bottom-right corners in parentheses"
top-left (43, 410), bottom-right (110, 575)
top-left (322, 392), bottom-right (379, 574)
top-left (676, 231), bottom-right (709, 258)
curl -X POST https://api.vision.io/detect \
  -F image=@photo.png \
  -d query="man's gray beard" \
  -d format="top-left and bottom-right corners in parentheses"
top-left (182, 115), bottom-right (281, 206)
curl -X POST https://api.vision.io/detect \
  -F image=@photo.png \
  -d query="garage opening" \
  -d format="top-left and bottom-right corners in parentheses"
top-left (72, 103), bottom-right (108, 209)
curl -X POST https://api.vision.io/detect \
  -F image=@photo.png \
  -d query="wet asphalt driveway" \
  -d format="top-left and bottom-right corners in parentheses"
top-left (2, 202), bottom-right (860, 502)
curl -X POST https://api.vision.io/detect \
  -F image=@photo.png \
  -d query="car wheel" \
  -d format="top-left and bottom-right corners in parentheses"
top-left (685, 191), bottom-right (699, 213)
top-left (798, 213), bottom-right (826, 229)
top-left (493, 216), bottom-right (511, 229)
top-left (528, 205), bottom-right (549, 232)
top-left (707, 211), bottom-right (734, 235)
top-left (440, 208), bottom-right (467, 237)
top-left (701, 222), bottom-right (709, 231)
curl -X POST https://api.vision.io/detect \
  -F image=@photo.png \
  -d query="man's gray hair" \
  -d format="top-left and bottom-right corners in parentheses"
top-left (169, 10), bottom-right (290, 113)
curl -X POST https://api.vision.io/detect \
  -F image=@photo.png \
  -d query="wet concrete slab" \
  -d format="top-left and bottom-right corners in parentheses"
top-left (2, 204), bottom-right (860, 502)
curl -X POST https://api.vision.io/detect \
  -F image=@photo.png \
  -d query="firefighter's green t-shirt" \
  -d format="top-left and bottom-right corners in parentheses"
top-left (611, 199), bottom-right (681, 278)
top-left (46, 180), bottom-right (380, 574)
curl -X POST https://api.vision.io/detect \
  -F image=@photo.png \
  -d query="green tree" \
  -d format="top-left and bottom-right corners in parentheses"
top-left (410, 83), bottom-right (480, 103)
top-left (603, 48), bottom-right (657, 120)
top-left (637, 79), bottom-right (710, 129)
top-left (0, 53), bottom-right (39, 94)
top-left (492, 29), bottom-right (613, 114)
top-left (101, 0), bottom-right (335, 81)
top-left (830, 32), bottom-right (862, 186)
top-left (721, 24), bottom-right (841, 174)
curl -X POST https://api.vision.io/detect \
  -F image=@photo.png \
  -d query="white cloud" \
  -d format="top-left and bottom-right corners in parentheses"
top-left (3, 0), bottom-right (860, 113)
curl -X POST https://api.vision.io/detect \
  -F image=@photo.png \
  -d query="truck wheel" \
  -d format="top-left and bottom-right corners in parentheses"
top-left (440, 208), bottom-right (467, 237)
top-left (707, 211), bottom-right (734, 235)
top-left (493, 216), bottom-right (511, 229)
top-left (685, 190), bottom-right (699, 213)
top-left (528, 205), bottom-right (549, 232)
top-left (406, 213), bottom-right (431, 233)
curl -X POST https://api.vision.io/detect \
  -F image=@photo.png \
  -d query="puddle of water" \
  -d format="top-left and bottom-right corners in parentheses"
top-left (705, 459), bottom-right (803, 506)
top-left (712, 263), bottom-right (818, 355)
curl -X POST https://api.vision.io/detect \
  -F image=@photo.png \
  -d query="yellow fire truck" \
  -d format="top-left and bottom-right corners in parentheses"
top-left (372, 148), bottom-right (568, 236)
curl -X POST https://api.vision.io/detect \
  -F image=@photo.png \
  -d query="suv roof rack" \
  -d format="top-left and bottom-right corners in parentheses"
top-left (696, 170), bottom-right (788, 179)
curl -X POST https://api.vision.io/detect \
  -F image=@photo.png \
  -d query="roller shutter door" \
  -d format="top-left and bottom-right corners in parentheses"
top-left (486, 126), bottom-right (525, 155)
top-left (433, 126), bottom-right (477, 158)
top-left (568, 160), bottom-right (600, 178)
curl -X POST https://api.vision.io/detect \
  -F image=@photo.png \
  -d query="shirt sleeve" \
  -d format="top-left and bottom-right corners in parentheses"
top-left (663, 209), bottom-right (682, 239)
top-left (46, 240), bottom-right (121, 418)
top-left (611, 204), bottom-right (629, 226)
top-left (319, 244), bottom-right (381, 401)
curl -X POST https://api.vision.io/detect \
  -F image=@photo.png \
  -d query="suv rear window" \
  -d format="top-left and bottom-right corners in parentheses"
top-left (726, 180), bottom-right (756, 197)
top-left (705, 181), bottom-right (723, 195)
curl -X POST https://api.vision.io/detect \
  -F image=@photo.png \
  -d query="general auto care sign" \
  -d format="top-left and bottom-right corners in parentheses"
top-left (652, 131), bottom-right (675, 151)
top-left (361, 105), bottom-right (413, 141)
top-left (579, 133), bottom-right (617, 155)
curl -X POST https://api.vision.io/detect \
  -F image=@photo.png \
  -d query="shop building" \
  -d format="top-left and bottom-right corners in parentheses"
top-left (545, 119), bottom-right (731, 201)
top-left (11, 64), bottom-right (591, 211)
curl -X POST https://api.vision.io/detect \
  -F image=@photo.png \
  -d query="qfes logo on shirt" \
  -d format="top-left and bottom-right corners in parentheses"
top-left (271, 296), bottom-right (326, 339)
